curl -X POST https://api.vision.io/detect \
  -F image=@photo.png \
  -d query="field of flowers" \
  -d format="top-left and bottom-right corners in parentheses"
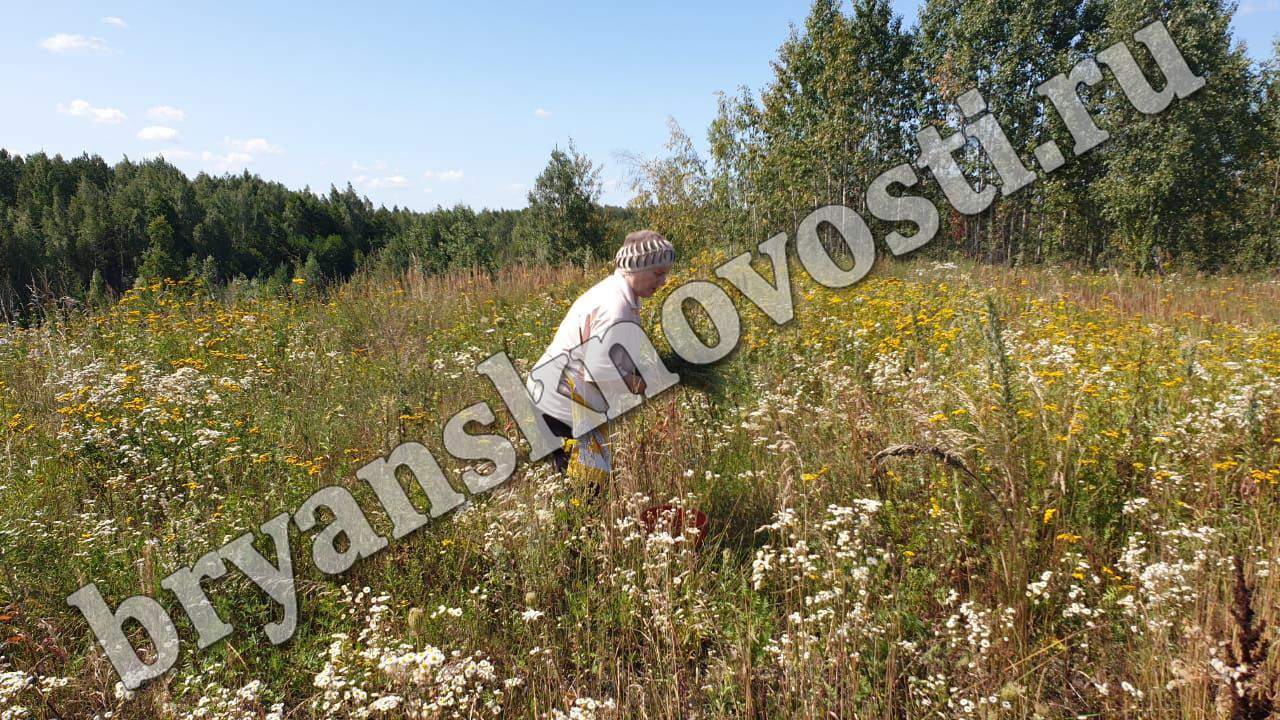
top-left (1, 253), bottom-right (1278, 719)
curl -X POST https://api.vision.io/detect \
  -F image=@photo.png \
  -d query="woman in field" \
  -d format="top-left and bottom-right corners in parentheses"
top-left (526, 229), bottom-right (675, 488)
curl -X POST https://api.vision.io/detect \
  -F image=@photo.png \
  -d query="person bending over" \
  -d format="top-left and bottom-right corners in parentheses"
top-left (526, 230), bottom-right (675, 486)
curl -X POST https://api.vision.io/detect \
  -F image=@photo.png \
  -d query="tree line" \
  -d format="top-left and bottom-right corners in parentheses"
top-left (0, 141), bottom-right (629, 319)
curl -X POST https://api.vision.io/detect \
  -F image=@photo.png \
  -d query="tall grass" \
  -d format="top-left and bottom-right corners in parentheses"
top-left (1, 254), bottom-right (1277, 718)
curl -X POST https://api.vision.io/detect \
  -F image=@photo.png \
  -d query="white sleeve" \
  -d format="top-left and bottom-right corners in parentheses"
top-left (580, 297), bottom-right (639, 395)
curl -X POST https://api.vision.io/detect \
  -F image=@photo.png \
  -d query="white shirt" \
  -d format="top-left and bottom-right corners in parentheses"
top-left (527, 269), bottom-right (640, 431)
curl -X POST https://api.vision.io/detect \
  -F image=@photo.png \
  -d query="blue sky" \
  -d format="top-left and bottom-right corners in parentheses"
top-left (3, 1), bottom-right (1276, 211)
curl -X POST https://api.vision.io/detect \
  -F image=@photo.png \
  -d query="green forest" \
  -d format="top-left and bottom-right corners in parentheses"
top-left (2, 0), bottom-right (1277, 318)
top-left (0, 142), bottom-right (637, 319)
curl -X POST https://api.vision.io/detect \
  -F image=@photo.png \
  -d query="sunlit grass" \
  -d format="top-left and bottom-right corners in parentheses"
top-left (2, 254), bottom-right (1278, 718)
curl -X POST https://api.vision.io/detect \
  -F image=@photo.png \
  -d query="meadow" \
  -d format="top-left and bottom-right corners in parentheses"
top-left (1, 252), bottom-right (1278, 719)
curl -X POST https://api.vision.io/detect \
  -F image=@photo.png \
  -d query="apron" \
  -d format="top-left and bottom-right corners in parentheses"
top-left (564, 371), bottom-right (612, 489)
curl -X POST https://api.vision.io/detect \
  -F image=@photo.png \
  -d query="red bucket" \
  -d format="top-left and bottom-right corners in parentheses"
top-left (640, 505), bottom-right (709, 549)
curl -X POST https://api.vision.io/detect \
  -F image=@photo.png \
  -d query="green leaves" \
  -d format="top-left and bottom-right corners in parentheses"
top-left (513, 140), bottom-right (607, 267)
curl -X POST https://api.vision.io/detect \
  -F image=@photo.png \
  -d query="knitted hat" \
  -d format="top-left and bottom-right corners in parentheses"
top-left (615, 230), bottom-right (676, 272)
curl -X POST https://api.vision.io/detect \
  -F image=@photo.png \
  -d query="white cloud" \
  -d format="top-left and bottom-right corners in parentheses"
top-left (102, 16), bottom-right (128, 29)
top-left (143, 149), bottom-right (195, 162)
top-left (137, 126), bottom-right (180, 141)
top-left (147, 105), bottom-right (185, 122)
top-left (225, 137), bottom-right (281, 155)
top-left (533, 108), bottom-right (551, 118)
top-left (354, 175), bottom-right (410, 190)
top-left (178, 137), bottom-right (282, 174)
top-left (201, 151), bottom-right (255, 173)
top-left (57, 99), bottom-right (126, 124)
top-left (41, 33), bottom-right (112, 53)
top-left (423, 169), bottom-right (464, 182)
top-left (352, 160), bottom-right (387, 172)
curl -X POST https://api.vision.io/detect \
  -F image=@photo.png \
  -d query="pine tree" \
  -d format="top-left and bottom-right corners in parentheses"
top-left (87, 269), bottom-right (107, 307)
top-left (513, 140), bottom-right (606, 266)
top-left (135, 215), bottom-right (181, 283)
